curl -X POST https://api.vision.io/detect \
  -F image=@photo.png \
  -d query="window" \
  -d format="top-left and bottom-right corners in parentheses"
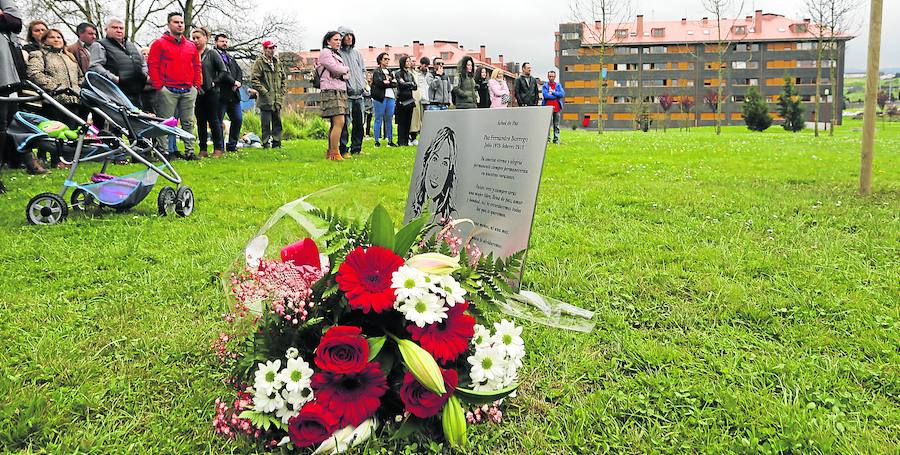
top-left (793, 23), bottom-right (808, 33)
top-left (733, 95), bottom-right (746, 102)
top-left (614, 63), bottom-right (638, 71)
top-left (651, 28), bottom-right (665, 37)
top-left (441, 52), bottom-right (451, 59)
top-left (797, 42), bottom-right (816, 50)
top-left (732, 26), bottom-right (747, 35)
top-left (612, 96), bottom-right (632, 104)
top-left (612, 80), bottom-right (639, 87)
top-left (733, 43), bottom-right (759, 52)
top-left (731, 61), bottom-right (759, 69)
top-left (561, 49), bottom-right (578, 56)
top-left (615, 29), bottom-right (628, 38)
top-left (732, 78), bottom-right (758, 86)
top-left (561, 32), bottom-right (580, 40)
top-left (643, 46), bottom-right (667, 54)
top-left (644, 79), bottom-right (667, 87)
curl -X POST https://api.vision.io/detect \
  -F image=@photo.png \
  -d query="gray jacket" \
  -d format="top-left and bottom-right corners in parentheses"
top-left (0, 0), bottom-right (23, 88)
top-left (427, 71), bottom-right (452, 105)
top-left (337, 26), bottom-right (365, 99)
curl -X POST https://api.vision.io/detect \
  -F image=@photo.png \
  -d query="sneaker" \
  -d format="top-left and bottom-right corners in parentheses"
top-left (341, 152), bottom-right (352, 159)
top-left (184, 153), bottom-right (198, 161)
top-left (412, 139), bottom-right (419, 146)
top-left (375, 141), bottom-right (381, 147)
top-left (272, 142), bottom-right (282, 149)
top-left (387, 142), bottom-right (397, 147)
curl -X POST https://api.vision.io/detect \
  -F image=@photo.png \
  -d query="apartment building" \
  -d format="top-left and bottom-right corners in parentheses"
top-left (556, 10), bottom-right (854, 129)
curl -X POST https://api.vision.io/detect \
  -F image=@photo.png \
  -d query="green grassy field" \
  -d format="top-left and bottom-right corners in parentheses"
top-left (845, 76), bottom-right (899, 103)
top-left (1, 120), bottom-right (898, 454)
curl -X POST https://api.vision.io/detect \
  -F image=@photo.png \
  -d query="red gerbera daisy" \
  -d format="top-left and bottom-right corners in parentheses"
top-left (407, 301), bottom-right (475, 364)
top-left (310, 361), bottom-right (388, 427)
top-left (336, 246), bottom-right (404, 314)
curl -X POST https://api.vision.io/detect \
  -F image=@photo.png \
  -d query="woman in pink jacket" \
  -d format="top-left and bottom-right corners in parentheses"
top-left (318, 31), bottom-right (349, 161)
top-left (488, 68), bottom-right (510, 108)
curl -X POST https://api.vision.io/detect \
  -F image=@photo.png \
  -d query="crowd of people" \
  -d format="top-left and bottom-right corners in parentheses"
top-left (314, 28), bottom-right (566, 161)
top-left (0, 0), bottom-right (565, 192)
top-left (0, 4), bottom-right (289, 190)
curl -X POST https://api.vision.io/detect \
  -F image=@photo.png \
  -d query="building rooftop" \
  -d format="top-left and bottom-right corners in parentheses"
top-left (296, 40), bottom-right (518, 75)
top-left (568, 10), bottom-right (853, 46)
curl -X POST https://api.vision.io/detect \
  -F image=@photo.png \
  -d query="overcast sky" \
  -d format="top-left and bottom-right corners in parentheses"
top-left (262, 0), bottom-right (898, 75)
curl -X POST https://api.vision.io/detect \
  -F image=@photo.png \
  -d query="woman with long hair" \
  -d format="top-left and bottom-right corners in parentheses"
top-left (474, 66), bottom-right (490, 109)
top-left (412, 126), bottom-right (457, 223)
top-left (22, 19), bottom-right (46, 52)
top-left (488, 68), bottom-right (510, 108)
top-left (26, 28), bottom-right (82, 168)
top-left (191, 26), bottom-right (227, 158)
top-left (370, 52), bottom-right (397, 147)
top-left (452, 56), bottom-right (477, 110)
top-left (318, 30), bottom-right (350, 161)
top-left (393, 54), bottom-right (417, 146)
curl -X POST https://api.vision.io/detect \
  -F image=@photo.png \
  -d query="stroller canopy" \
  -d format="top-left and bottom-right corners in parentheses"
top-left (83, 71), bottom-right (137, 111)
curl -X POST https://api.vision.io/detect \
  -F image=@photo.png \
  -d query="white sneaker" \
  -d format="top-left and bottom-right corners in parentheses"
top-left (412, 140), bottom-right (419, 146)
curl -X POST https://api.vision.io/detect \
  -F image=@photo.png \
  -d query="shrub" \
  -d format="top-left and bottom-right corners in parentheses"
top-left (777, 79), bottom-right (805, 132)
top-left (742, 86), bottom-right (772, 132)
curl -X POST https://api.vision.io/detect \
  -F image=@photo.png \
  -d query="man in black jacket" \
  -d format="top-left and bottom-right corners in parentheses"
top-left (89, 18), bottom-right (148, 108)
top-left (214, 33), bottom-right (242, 152)
top-left (514, 62), bottom-right (539, 107)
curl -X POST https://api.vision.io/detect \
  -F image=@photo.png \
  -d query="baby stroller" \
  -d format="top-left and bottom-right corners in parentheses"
top-left (1, 73), bottom-right (195, 225)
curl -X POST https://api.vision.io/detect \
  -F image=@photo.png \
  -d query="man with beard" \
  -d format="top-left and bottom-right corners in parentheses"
top-left (214, 33), bottom-right (243, 152)
top-left (148, 12), bottom-right (201, 159)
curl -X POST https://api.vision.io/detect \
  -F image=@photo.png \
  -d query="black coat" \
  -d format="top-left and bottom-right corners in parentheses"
top-left (515, 75), bottom-right (540, 106)
top-left (216, 49), bottom-right (242, 102)
top-left (475, 77), bottom-right (490, 108)
top-left (199, 48), bottom-right (227, 95)
top-left (393, 68), bottom-right (417, 104)
top-left (370, 67), bottom-right (397, 102)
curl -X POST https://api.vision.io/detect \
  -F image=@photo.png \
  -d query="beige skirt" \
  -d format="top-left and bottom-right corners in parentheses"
top-left (319, 90), bottom-right (348, 118)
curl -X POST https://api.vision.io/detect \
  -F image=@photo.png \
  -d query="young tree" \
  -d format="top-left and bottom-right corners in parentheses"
top-left (806, 0), bottom-right (859, 136)
top-left (570, 0), bottom-right (632, 134)
top-left (742, 85), bottom-right (772, 131)
top-left (778, 78), bottom-right (805, 132)
top-left (702, 0), bottom-right (745, 135)
top-left (679, 96), bottom-right (695, 130)
top-left (658, 92), bottom-right (675, 132)
top-left (860, 0), bottom-right (882, 195)
top-left (704, 89), bottom-right (721, 123)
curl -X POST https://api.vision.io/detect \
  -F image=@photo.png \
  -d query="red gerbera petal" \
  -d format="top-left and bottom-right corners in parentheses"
top-left (310, 361), bottom-right (389, 427)
top-left (336, 246), bottom-right (404, 314)
top-left (407, 301), bottom-right (475, 364)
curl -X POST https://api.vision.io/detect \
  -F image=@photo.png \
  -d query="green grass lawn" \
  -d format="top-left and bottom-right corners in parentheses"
top-left (1, 120), bottom-right (898, 453)
top-left (845, 76), bottom-right (899, 103)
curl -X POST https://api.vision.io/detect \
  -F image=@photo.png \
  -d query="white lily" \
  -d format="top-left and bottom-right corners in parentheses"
top-left (312, 418), bottom-right (378, 455)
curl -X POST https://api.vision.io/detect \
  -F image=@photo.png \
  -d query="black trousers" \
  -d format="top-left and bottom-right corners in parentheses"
top-left (0, 102), bottom-right (15, 169)
top-left (195, 91), bottom-right (224, 151)
top-left (339, 97), bottom-right (364, 154)
top-left (260, 108), bottom-right (282, 146)
top-left (395, 101), bottom-right (414, 146)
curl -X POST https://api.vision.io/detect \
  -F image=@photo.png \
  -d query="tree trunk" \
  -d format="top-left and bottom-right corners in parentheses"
top-left (860, 0), bottom-right (883, 196)
top-left (598, 46), bottom-right (605, 134)
top-left (814, 45), bottom-right (822, 137)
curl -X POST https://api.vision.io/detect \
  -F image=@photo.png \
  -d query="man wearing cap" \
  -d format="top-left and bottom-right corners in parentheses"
top-left (337, 26), bottom-right (364, 157)
top-left (250, 39), bottom-right (286, 148)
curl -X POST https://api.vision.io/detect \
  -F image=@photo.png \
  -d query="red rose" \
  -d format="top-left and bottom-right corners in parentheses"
top-left (280, 238), bottom-right (321, 269)
top-left (399, 368), bottom-right (458, 418)
top-left (315, 326), bottom-right (369, 374)
top-left (287, 402), bottom-right (339, 447)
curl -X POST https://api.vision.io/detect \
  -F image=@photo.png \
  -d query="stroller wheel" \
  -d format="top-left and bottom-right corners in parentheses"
top-left (175, 186), bottom-right (194, 217)
top-left (26, 192), bottom-right (68, 225)
top-left (71, 189), bottom-right (98, 211)
top-left (158, 186), bottom-right (176, 216)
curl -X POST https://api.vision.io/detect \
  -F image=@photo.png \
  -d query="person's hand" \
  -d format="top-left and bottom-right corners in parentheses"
top-left (234, 81), bottom-right (241, 88)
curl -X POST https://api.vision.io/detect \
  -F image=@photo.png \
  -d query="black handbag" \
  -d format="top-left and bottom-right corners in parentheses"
top-left (4, 33), bottom-right (28, 81)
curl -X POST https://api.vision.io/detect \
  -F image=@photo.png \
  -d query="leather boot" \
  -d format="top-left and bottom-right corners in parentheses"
top-left (212, 149), bottom-right (223, 158)
top-left (25, 154), bottom-right (48, 175)
top-left (198, 150), bottom-right (210, 158)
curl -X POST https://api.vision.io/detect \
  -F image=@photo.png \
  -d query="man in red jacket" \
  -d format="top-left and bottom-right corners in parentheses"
top-left (148, 11), bottom-right (202, 159)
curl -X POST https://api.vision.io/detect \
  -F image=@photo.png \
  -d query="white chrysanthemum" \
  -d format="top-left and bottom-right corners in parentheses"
top-left (278, 357), bottom-right (314, 393)
top-left (391, 266), bottom-right (428, 301)
top-left (286, 347), bottom-right (299, 360)
top-left (276, 402), bottom-right (299, 424)
top-left (282, 386), bottom-right (314, 407)
top-left (396, 293), bottom-right (448, 328)
top-left (467, 346), bottom-right (508, 384)
top-left (492, 320), bottom-right (525, 359)
top-left (471, 324), bottom-right (492, 348)
top-left (253, 359), bottom-right (283, 396)
top-left (254, 389), bottom-right (285, 413)
top-left (434, 275), bottom-right (466, 306)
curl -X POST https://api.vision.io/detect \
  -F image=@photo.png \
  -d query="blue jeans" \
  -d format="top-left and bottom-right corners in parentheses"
top-left (426, 105), bottom-right (448, 111)
top-left (218, 98), bottom-right (243, 151)
top-left (373, 97), bottom-right (395, 143)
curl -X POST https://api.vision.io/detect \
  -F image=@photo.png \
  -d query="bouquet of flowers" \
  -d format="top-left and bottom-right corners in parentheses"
top-left (212, 204), bottom-right (527, 452)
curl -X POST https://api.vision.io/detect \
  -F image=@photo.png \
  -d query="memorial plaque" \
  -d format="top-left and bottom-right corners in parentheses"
top-left (404, 107), bottom-right (552, 279)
